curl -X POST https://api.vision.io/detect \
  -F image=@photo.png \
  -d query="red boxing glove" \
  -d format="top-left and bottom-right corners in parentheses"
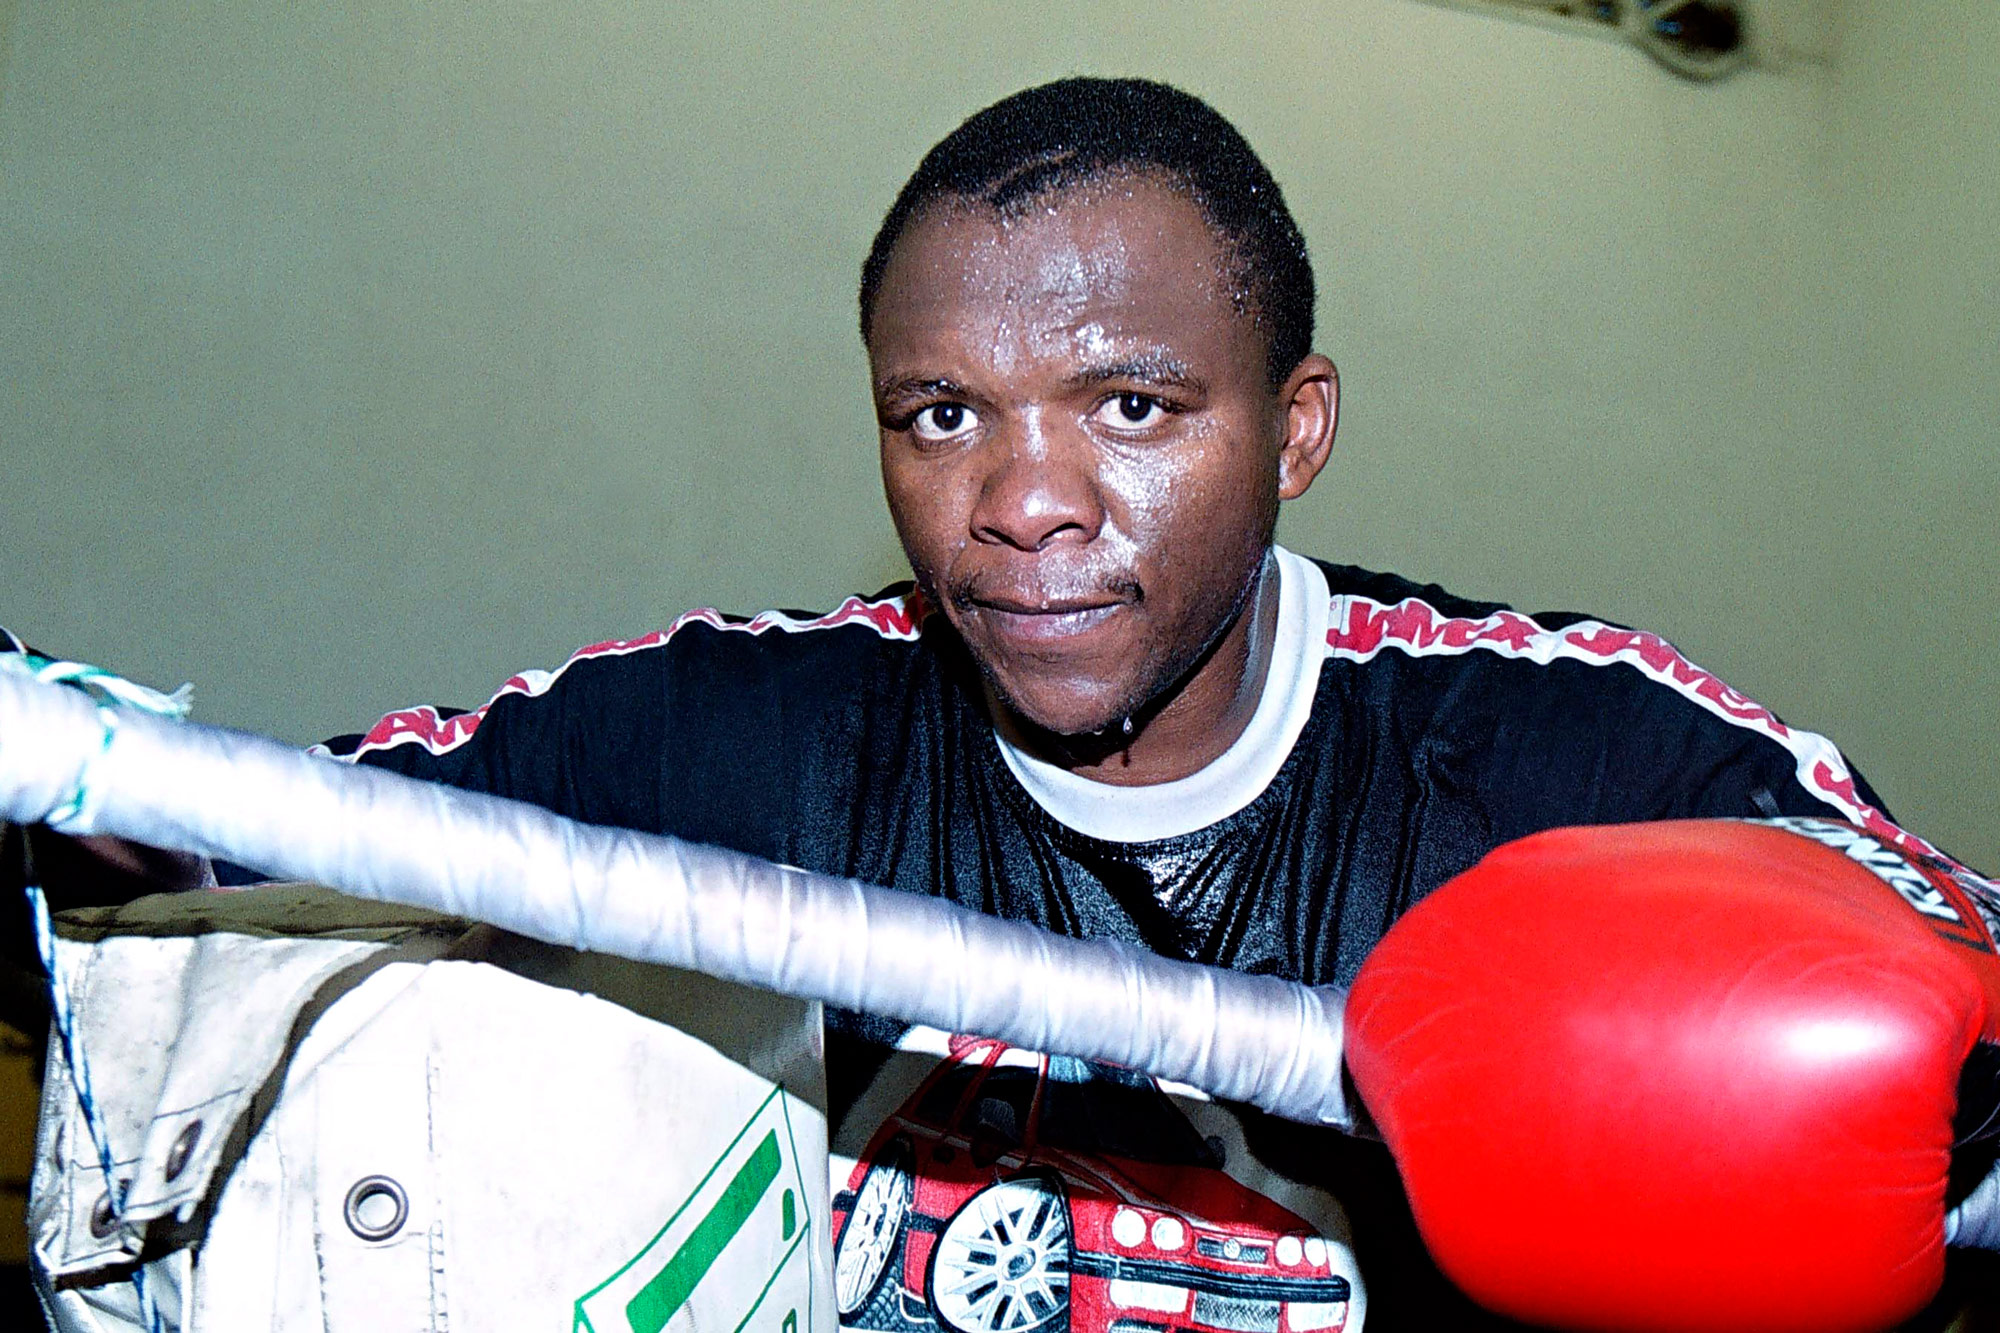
top-left (1345, 818), bottom-right (2000, 1333)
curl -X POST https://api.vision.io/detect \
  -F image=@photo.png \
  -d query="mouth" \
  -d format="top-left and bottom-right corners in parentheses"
top-left (963, 592), bottom-right (1135, 644)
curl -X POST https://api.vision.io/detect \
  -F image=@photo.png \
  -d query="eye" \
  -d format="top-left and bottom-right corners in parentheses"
top-left (911, 402), bottom-right (979, 442)
top-left (1093, 393), bottom-right (1168, 430)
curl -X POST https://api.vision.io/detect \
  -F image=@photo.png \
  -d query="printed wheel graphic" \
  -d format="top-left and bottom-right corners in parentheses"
top-left (928, 1175), bottom-right (1072, 1333)
top-left (837, 1138), bottom-right (915, 1317)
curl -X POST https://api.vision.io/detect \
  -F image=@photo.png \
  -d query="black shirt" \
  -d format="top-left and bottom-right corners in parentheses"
top-left (317, 551), bottom-right (1981, 1327)
top-left (322, 553), bottom-right (1940, 980)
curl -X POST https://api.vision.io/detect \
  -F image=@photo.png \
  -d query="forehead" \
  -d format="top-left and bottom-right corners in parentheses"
top-left (868, 177), bottom-right (1262, 382)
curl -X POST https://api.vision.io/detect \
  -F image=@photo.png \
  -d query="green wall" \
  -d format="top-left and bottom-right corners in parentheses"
top-left (2, 1), bottom-right (1993, 870)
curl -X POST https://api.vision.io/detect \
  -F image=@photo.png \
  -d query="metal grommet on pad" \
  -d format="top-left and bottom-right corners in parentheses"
top-left (89, 1189), bottom-right (117, 1239)
top-left (343, 1175), bottom-right (409, 1242)
top-left (164, 1119), bottom-right (202, 1182)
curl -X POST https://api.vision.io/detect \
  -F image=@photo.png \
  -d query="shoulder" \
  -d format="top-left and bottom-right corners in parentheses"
top-left (1306, 557), bottom-right (1770, 732)
top-left (514, 582), bottom-right (934, 691)
top-left (1308, 564), bottom-right (1803, 761)
top-left (1309, 559), bottom-right (1597, 635)
top-left (1309, 559), bottom-right (1679, 691)
top-left (1297, 558), bottom-right (1955, 870)
top-left (641, 585), bottom-right (932, 672)
top-left (323, 584), bottom-right (935, 763)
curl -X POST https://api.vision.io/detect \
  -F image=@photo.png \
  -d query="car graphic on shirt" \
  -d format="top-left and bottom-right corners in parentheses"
top-left (831, 1037), bottom-right (1352, 1333)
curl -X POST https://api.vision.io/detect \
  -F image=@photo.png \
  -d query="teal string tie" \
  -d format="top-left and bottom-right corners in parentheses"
top-left (10, 652), bottom-right (192, 719)
top-left (1, 651), bottom-right (191, 835)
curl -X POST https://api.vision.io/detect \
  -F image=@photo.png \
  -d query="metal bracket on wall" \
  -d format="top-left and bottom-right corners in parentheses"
top-left (1416, 0), bottom-right (1753, 81)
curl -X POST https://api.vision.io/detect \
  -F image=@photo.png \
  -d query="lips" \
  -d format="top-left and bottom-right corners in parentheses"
top-left (974, 600), bottom-right (1125, 643)
top-left (945, 566), bottom-right (1143, 650)
top-left (955, 581), bottom-right (1132, 644)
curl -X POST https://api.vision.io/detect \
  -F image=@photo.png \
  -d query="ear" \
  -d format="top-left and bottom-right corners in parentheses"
top-left (1276, 354), bottom-right (1339, 502)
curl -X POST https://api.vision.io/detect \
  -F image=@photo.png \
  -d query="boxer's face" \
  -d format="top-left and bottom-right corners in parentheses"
top-left (869, 175), bottom-right (1335, 743)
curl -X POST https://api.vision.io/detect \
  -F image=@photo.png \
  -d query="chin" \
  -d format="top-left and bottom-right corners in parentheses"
top-left (990, 673), bottom-right (1144, 741)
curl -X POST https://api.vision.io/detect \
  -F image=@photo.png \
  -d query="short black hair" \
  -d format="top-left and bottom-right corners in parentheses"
top-left (859, 77), bottom-right (1315, 390)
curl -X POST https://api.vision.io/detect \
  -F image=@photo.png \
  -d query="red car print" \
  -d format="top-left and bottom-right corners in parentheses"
top-left (832, 1038), bottom-right (1353, 1333)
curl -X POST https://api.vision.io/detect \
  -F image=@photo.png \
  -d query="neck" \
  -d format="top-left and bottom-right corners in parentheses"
top-left (992, 553), bottom-right (1282, 787)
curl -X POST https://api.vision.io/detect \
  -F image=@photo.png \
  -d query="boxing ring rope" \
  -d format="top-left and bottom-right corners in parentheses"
top-left (0, 658), bottom-right (1351, 1130)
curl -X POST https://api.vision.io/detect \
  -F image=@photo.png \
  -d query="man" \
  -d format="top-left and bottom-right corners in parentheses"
top-left (13, 78), bottom-right (1994, 1325)
top-left (318, 75), bottom-right (1957, 963)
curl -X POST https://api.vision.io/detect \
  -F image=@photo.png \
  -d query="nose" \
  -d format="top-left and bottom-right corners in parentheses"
top-left (968, 415), bottom-right (1103, 553)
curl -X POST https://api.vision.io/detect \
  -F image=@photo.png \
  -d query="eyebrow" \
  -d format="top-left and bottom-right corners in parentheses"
top-left (873, 375), bottom-right (968, 403)
top-left (872, 355), bottom-right (1207, 404)
top-left (1068, 355), bottom-right (1205, 394)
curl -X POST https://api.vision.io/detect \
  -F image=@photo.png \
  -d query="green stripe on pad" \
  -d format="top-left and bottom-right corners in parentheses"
top-left (625, 1130), bottom-right (782, 1333)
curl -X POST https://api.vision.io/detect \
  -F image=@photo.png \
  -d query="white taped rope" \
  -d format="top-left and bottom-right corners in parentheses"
top-left (0, 657), bottom-right (1348, 1128)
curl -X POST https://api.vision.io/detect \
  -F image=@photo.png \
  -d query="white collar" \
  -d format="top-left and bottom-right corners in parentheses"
top-left (993, 547), bottom-right (1330, 843)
